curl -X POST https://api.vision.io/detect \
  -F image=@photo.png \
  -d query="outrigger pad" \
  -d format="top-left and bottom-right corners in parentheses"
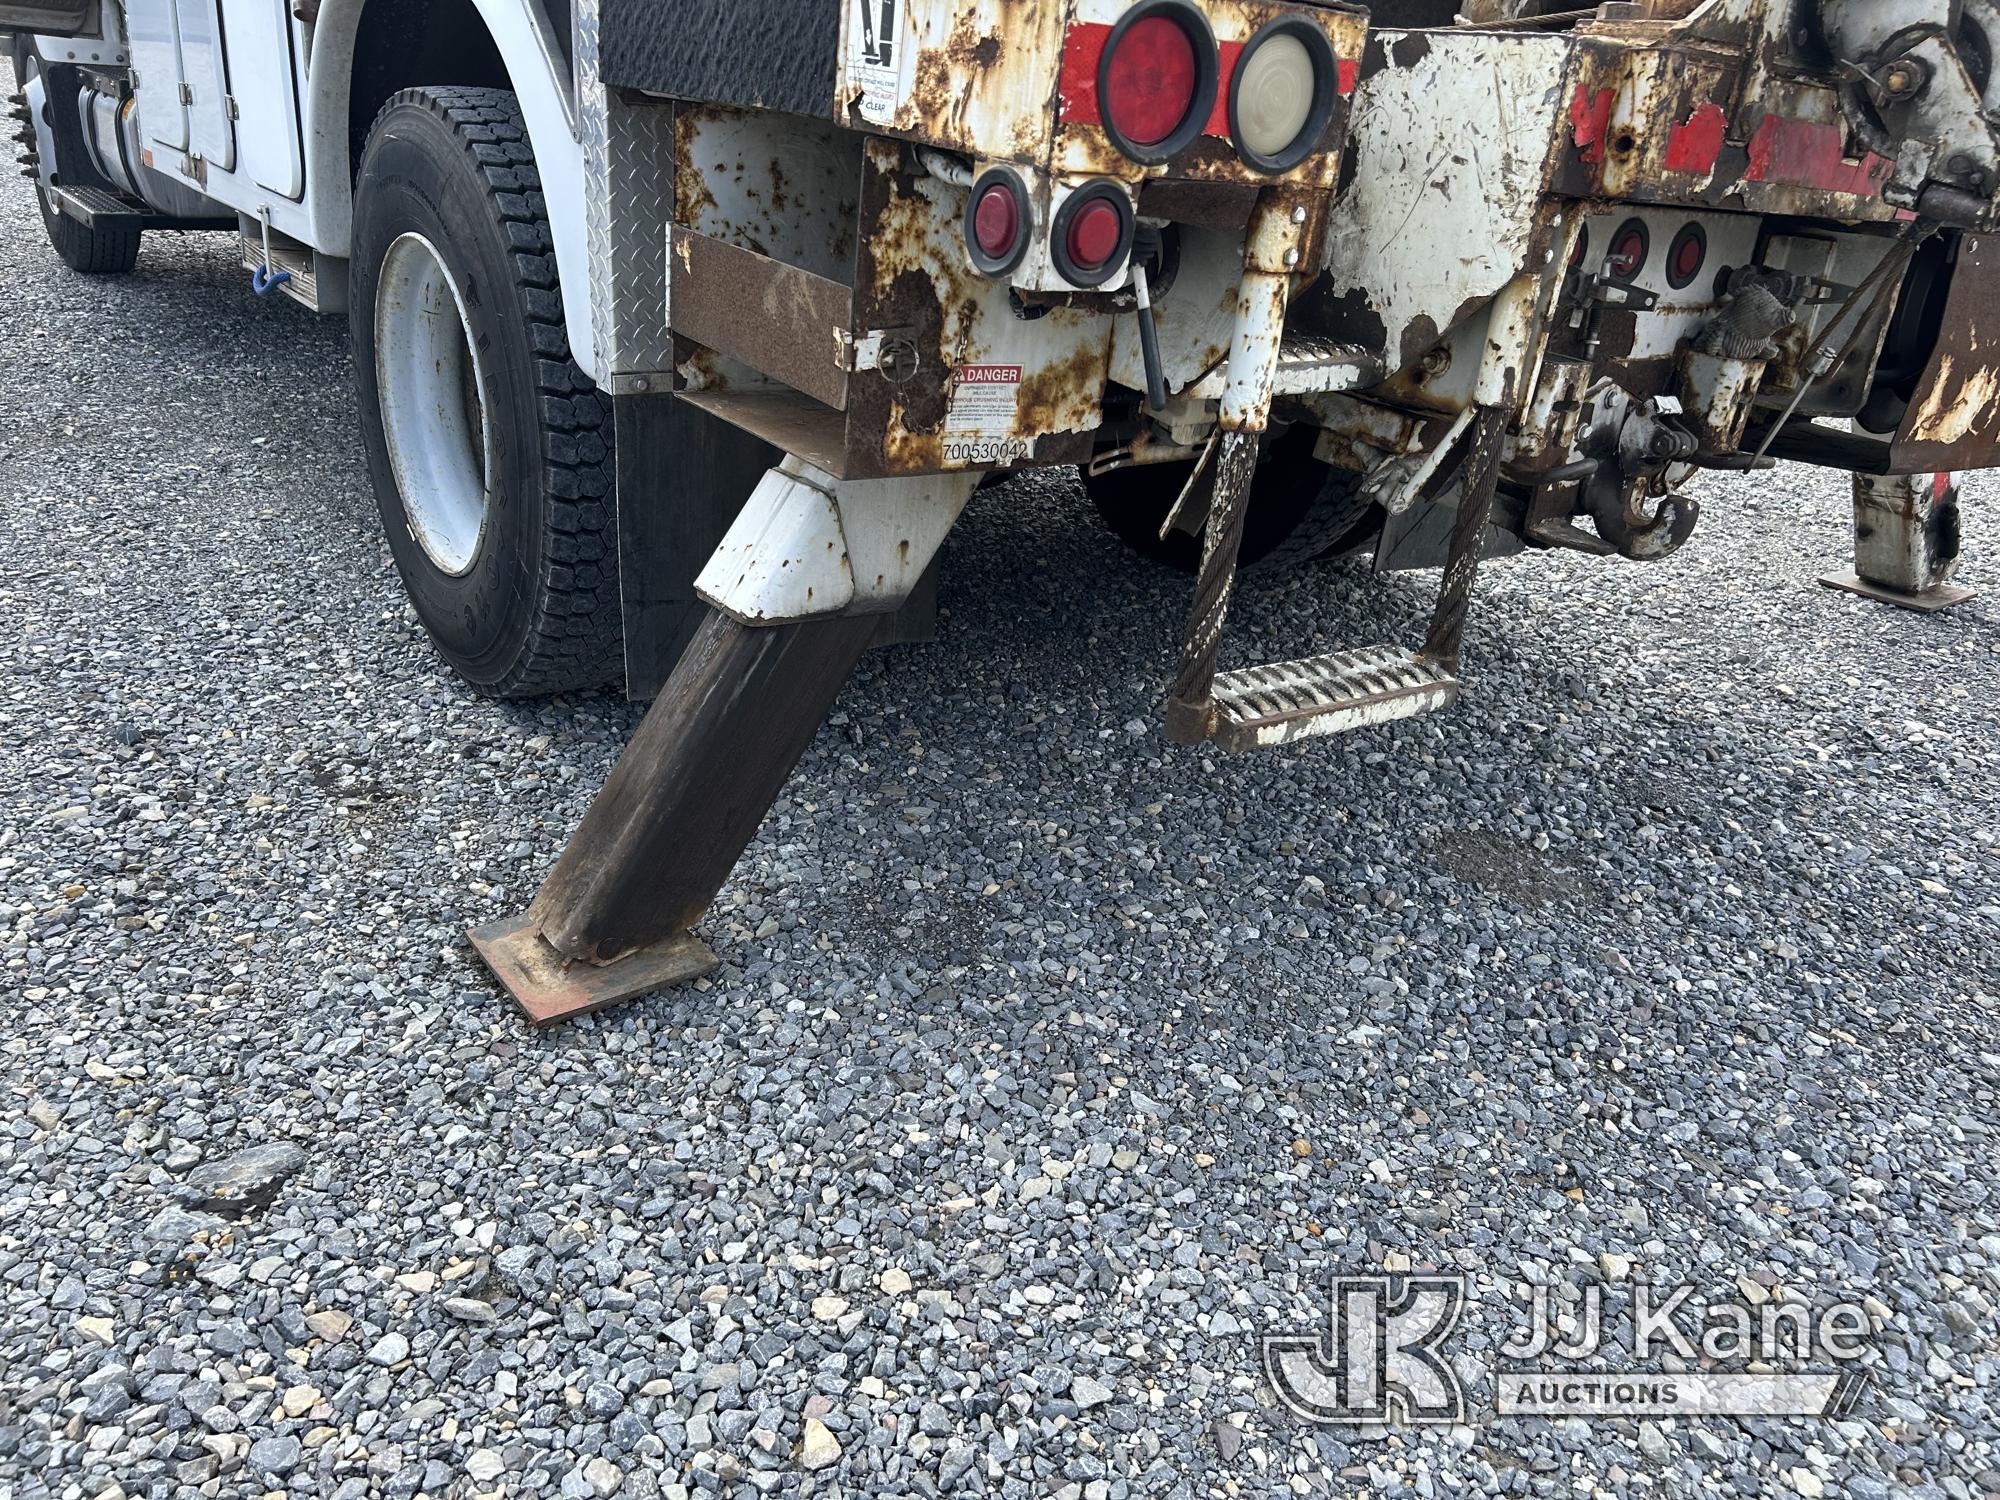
top-left (1817, 571), bottom-right (1976, 614)
top-left (468, 914), bottom-right (719, 1027)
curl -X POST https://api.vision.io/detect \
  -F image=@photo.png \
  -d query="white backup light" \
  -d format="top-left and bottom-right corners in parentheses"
top-left (1235, 32), bottom-right (1317, 160)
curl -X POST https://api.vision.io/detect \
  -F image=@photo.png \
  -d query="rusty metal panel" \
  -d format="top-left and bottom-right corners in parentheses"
top-left (673, 107), bottom-right (858, 285)
top-left (1554, 8), bottom-right (1908, 226)
top-left (668, 231), bottom-right (854, 411)
top-left (1891, 235), bottom-right (2000, 472)
top-left (1318, 30), bottom-right (1572, 380)
top-left (847, 139), bottom-right (1110, 475)
top-left (835, 0), bottom-right (1365, 188)
top-left (1051, 0), bottom-right (1367, 188)
top-left (836, 0), bottom-right (1072, 164)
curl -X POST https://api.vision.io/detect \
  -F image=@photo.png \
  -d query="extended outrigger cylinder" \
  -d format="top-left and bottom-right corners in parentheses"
top-left (474, 457), bottom-right (980, 1023)
top-left (469, 609), bottom-right (881, 1022)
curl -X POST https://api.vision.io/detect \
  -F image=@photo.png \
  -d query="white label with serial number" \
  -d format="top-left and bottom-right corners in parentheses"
top-left (943, 364), bottom-right (1033, 467)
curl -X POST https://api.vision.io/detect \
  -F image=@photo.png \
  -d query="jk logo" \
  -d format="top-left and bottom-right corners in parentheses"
top-left (1262, 1276), bottom-right (1469, 1425)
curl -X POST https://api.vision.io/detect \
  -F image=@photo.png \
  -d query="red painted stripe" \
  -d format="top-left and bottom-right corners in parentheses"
top-left (1664, 102), bottom-right (1727, 175)
top-left (1570, 83), bottom-right (1615, 165)
top-left (1745, 114), bottom-right (1891, 197)
top-left (1057, 20), bottom-right (1113, 128)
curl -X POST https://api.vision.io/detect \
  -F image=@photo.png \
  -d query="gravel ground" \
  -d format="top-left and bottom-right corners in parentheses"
top-left (4, 61), bottom-right (2000, 1500)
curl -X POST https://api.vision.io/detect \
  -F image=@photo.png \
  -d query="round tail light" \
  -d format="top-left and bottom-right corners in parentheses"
top-left (965, 167), bottom-right (1029, 276)
top-left (1606, 218), bottom-right (1650, 281)
top-left (1052, 182), bottom-right (1134, 287)
top-left (1068, 200), bottom-right (1124, 268)
top-left (1229, 17), bottom-right (1338, 175)
top-left (1665, 223), bottom-right (1707, 290)
top-left (1098, 1), bottom-right (1218, 165)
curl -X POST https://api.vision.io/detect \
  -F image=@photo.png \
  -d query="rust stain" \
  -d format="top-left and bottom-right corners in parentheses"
top-left (672, 118), bottom-right (718, 226)
top-left (1015, 343), bottom-right (1107, 437)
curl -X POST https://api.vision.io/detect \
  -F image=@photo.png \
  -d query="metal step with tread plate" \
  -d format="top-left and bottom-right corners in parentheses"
top-left (48, 183), bottom-right (146, 232)
top-left (1185, 336), bottom-right (1383, 400)
top-left (48, 181), bottom-right (236, 234)
top-left (1207, 646), bottom-right (1459, 753)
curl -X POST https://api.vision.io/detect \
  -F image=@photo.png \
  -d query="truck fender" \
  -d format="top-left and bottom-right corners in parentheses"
top-left (299, 0), bottom-right (597, 373)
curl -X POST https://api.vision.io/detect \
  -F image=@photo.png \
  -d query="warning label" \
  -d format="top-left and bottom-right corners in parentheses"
top-left (847, 0), bottom-right (906, 125)
top-left (943, 364), bottom-right (1032, 467)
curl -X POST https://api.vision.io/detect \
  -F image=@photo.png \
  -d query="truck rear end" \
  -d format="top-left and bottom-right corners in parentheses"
top-left (8, 0), bottom-right (1997, 1019)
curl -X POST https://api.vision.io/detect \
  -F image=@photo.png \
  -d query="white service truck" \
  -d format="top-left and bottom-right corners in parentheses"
top-left (8, 0), bottom-right (1999, 1021)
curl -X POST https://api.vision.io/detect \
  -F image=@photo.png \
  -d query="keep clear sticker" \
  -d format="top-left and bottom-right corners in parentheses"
top-left (847, 0), bottom-right (908, 125)
top-left (943, 365), bottom-right (1034, 468)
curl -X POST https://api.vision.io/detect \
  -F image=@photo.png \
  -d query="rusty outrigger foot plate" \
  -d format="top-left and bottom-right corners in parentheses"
top-left (1817, 572), bottom-right (1978, 614)
top-left (468, 913), bottom-right (719, 1027)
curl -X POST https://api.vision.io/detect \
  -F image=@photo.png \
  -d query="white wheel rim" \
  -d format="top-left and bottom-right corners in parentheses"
top-left (374, 232), bottom-right (494, 577)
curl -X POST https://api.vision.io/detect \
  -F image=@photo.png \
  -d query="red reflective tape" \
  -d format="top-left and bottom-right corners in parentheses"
top-left (1337, 57), bottom-right (1359, 95)
top-left (1570, 83), bottom-right (1615, 164)
top-left (1059, 20), bottom-right (1113, 127)
top-left (1206, 39), bottom-right (1245, 137)
top-left (1745, 115), bottom-right (1891, 197)
top-left (1664, 101), bottom-right (1727, 175)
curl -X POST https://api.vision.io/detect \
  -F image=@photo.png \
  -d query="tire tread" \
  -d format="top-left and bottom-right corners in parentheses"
top-left (10, 41), bottom-right (142, 276)
top-left (369, 85), bottom-right (619, 698)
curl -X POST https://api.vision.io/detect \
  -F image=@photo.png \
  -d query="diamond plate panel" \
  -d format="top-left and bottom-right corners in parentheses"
top-left (577, 0), bottom-right (675, 389)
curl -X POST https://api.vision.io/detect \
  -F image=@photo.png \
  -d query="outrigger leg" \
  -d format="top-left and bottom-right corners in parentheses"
top-left (472, 457), bottom-right (979, 1024)
top-left (1820, 468), bottom-right (1975, 613)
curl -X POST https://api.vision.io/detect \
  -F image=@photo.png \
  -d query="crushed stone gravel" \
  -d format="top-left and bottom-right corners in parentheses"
top-left (2, 55), bottom-right (1998, 1500)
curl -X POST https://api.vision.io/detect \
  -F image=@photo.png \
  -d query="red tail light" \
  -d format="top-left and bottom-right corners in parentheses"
top-left (1067, 199), bottom-right (1124, 269)
top-left (1106, 17), bottom-right (1196, 145)
top-left (1666, 223), bottom-right (1707, 289)
top-left (1607, 219), bottom-right (1649, 280)
top-left (965, 168), bottom-right (1029, 276)
top-left (974, 188), bottom-right (1018, 257)
top-left (1052, 182), bottom-right (1134, 287)
top-left (1098, 1), bottom-right (1217, 164)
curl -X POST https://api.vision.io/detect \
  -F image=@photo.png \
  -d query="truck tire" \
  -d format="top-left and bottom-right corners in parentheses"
top-left (1084, 427), bottom-right (1379, 573)
top-left (10, 40), bottom-right (142, 275)
top-left (350, 86), bottom-right (619, 698)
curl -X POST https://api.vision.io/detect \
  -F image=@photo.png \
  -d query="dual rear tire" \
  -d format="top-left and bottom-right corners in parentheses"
top-left (10, 38), bottom-right (141, 274)
top-left (1083, 426), bottom-right (1380, 574)
top-left (350, 86), bottom-right (620, 698)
